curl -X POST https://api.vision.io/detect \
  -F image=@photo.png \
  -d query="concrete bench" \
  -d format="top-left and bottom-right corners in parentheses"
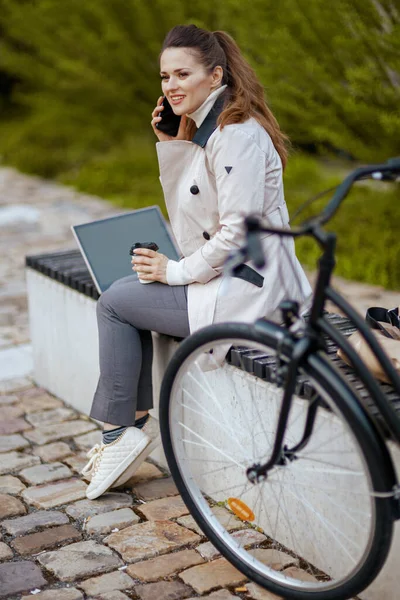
top-left (25, 249), bottom-right (400, 599)
top-left (25, 249), bottom-right (182, 417)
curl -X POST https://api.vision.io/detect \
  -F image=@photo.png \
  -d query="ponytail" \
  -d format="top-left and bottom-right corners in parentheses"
top-left (161, 25), bottom-right (289, 169)
top-left (213, 30), bottom-right (289, 169)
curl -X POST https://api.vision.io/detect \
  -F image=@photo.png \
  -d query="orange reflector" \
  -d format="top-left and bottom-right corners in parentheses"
top-left (227, 497), bottom-right (255, 522)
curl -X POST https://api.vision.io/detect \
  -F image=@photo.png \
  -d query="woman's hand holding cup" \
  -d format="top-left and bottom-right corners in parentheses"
top-left (131, 247), bottom-right (169, 284)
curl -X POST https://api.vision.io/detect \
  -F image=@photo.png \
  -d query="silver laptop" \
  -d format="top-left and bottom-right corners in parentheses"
top-left (71, 206), bottom-right (180, 294)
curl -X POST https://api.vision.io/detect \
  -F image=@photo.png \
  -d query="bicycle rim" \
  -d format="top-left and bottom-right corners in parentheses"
top-left (160, 324), bottom-right (394, 600)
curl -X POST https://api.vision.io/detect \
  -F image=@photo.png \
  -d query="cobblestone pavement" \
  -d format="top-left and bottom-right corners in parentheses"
top-left (0, 166), bottom-right (397, 599)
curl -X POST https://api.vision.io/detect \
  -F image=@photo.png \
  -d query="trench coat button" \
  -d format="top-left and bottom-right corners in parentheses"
top-left (203, 231), bottom-right (210, 240)
top-left (190, 185), bottom-right (199, 195)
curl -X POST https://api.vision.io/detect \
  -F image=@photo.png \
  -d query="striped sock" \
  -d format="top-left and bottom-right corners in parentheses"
top-left (102, 414), bottom-right (149, 444)
top-left (103, 426), bottom-right (127, 445)
top-left (135, 414), bottom-right (150, 430)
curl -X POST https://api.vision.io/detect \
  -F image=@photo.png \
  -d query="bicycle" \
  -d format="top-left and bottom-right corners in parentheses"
top-left (159, 157), bottom-right (400, 600)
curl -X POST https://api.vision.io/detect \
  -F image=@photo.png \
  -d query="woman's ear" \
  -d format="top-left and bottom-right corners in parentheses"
top-left (211, 66), bottom-right (223, 88)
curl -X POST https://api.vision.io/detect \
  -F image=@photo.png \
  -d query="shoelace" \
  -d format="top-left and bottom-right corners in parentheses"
top-left (81, 444), bottom-right (104, 478)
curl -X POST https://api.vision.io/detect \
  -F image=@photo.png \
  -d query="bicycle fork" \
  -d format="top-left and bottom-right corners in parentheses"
top-left (247, 335), bottom-right (318, 484)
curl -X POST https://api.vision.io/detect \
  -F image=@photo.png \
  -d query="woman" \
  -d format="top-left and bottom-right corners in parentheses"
top-left (82, 24), bottom-right (312, 500)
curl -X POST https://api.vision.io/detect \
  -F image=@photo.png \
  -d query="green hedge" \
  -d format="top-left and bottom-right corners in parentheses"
top-left (284, 154), bottom-right (400, 290)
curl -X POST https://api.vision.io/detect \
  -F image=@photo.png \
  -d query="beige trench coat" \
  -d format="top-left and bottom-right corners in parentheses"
top-left (156, 96), bottom-right (312, 364)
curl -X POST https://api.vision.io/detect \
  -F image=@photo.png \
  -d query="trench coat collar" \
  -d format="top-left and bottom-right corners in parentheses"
top-left (192, 87), bottom-right (228, 148)
top-left (188, 85), bottom-right (227, 128)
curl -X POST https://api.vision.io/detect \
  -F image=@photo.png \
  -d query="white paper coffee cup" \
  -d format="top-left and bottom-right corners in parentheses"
top-left (130, 242), bottom-right (159, 284)
top-left (138, 274), bottom-right (155, 284)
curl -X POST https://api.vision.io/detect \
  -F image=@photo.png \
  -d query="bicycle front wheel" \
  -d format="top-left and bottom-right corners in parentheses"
top-left (160, 322), bottom-right (394, 600)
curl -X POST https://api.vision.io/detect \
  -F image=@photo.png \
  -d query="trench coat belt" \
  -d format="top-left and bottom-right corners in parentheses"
top-left (232, 264), bottom-right (264, 288)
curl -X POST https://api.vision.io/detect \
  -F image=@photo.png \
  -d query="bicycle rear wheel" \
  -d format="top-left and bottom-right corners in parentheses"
top-left (160, 322), bottom-right (395, 600)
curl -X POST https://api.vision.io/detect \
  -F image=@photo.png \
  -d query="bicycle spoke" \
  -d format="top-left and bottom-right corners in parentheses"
top-left (179, 397), bottom-right (252, 461)
top-left (187, 368), bottom-right (237, 439)
top-left (267, 474), bottom-right (371, 497)
top-left (180, 423), bottom-right (246, 469)
top-left (287, 486), bottom-right (361, 560)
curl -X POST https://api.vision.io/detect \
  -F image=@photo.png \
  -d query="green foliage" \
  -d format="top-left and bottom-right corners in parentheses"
top-left (1, 0), bottom-right (399, 172)
top-left (224, 0), bottom-right (400, 162)
top-left (283, 153), bottom-right (400, 289)
top-left (0, 0), bottom-right (174, 174)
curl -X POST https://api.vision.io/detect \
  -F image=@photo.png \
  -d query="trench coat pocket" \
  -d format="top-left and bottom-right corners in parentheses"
top-left (263, 204), bottom-right (289, 232)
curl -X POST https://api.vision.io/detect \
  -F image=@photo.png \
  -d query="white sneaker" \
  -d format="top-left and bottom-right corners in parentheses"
top-left (112, 415), bottom-right (161, 488)
top-left (81, 426), bottom-right (151, 500)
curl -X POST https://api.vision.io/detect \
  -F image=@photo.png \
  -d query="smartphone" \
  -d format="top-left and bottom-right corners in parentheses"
top-left (156, 96), bottom-right (181, 137)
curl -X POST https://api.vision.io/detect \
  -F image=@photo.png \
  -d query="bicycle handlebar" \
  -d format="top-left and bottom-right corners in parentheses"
top-left (319, 158), bottom-right (400, 225)
top-left (240, 157), bottom-right (400, 269)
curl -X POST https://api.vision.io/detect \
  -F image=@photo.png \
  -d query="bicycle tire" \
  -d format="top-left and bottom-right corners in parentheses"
top-left (160, 321), bottom-right (395, 600)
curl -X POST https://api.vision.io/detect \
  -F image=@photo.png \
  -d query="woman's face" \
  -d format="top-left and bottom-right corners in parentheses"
top-left (160, 47), bottom-right (222, 116)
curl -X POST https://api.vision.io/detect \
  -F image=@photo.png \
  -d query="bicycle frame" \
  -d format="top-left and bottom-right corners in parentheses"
top-left (249, 231), bottom-right (400, 514)
top-left (311, 226), bottom-right (400, 444)
top-left (244, 158), bottom-right (400, 489)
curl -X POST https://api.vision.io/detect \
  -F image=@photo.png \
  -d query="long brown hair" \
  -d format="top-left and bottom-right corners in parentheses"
top-left (161, 25), bottom-right (289, 169)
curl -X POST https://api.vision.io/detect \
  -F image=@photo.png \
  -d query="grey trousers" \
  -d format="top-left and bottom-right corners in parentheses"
top-left (90, 275), bottom-right (190, 426)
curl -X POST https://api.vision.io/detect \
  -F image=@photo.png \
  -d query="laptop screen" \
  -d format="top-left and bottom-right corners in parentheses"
top-left (72, 206), bottom-right (180, 293)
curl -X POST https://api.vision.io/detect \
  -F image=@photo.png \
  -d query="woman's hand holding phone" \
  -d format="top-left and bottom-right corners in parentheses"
top-left (151, 96), bottom-right (188, 142)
